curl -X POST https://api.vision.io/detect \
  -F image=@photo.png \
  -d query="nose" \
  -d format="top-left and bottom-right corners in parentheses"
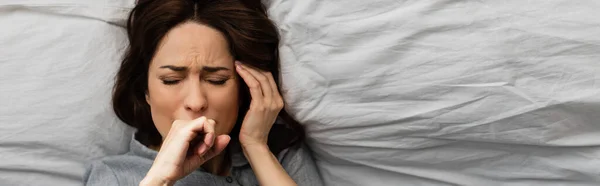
top-left (183, 80), bottom-right (207, 114)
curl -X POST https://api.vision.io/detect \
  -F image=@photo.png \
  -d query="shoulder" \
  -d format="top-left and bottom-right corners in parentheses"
top-left (278, 142), bottom-right (314, 166)
top-left (84, 158), bottom-right (120, 186)
top-left (84, 154), bottom-right (152, 186)
top-left (277, 142), bottom-right (324, 186)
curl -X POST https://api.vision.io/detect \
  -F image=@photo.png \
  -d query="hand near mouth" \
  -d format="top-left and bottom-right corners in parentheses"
top-left (141, 116), bottom-right (231, 186)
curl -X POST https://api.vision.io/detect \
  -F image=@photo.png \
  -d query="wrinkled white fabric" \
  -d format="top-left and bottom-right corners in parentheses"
top-left (0, 1), bottom-right (135, 185)
top-left (264, 0), bottom-right (600, 185)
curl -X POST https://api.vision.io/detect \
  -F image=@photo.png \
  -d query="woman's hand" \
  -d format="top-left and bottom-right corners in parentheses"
top-left (140, 117), bottom-right (231, 186)
top-left (235, 61), bottom-right (284, 148)
top-left (235, 61), bottom-right (297, 186)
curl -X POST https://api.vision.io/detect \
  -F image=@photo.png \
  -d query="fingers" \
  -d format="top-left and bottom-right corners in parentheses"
top-left (160, 117), bottom-right (208, 160)
top-left (188, 118), bottom-right (215, 155)
top-left (265, 71), bottom-right (278, 97)
top-left (153, 118), bottom-right (226, 178)
top-left (201, 135), bottom-right (231, 160)
top-left (186, 135), bottom-right (230, 170)
top-left (236, 61), bottom-right (264, 104)
top-left (264, 71), bottom-right (284, 108)
top-left (180, 117), bottom-right (215, 146)
top-left (235, 61), bottom-right (283, 109)
top-left (194, 133), bottom-right (213, 155)
top-left (238, 62), bottom-right (273, 100)
top-left (164, 117), bottom-right (205, 141)
top-left (202, 119), bottom-right (216, 147)
top-left (185, 116), bottom-right (207, 133)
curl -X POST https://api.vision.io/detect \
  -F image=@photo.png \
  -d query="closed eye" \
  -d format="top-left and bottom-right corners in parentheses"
top-left (162, 79), bottom-right (180, 85)
top-left (207, 79), bottom-right (228, 85)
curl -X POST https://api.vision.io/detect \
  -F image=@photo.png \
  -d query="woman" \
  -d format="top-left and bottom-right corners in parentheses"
top-left (84, 0), bottom-right (323, 185)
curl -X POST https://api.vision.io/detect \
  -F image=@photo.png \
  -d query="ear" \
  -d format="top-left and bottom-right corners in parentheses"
top-left (145, 93), bottom-right (150, 105)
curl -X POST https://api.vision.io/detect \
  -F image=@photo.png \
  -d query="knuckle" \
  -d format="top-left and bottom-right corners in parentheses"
top-left (198, 117), bottom-right (207, 125)
top-left (264, 72), bottom-right (274, 78)
top-left (207, 119), bottom-right (215, 125)
top-left (206, 123), bottom-right (215, 130)
top-left (252, 104), bottom-right (266, 112)
top-left (275, 96), bottom-right (284, 104)
top-left (276, 101), bottom-right (284, 109)
top-left (258, 107), bottom-right (267, 112)
top-left (247, 82), bottom-right (260, 89)
top-left (257, 75), bottom-right (268, 81)
top-left (266, 101), bottom-right (278, 110)
top-left (272, 104), bottom-right (282, 111)
top-left (271, 97), bottom-right (284, 108)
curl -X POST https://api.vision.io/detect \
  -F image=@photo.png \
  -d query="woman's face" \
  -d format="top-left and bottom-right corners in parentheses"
top-left (146, 22), bottom-right (239, 140)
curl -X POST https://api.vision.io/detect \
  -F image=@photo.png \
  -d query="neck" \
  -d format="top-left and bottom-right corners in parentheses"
top-left (202, 153), bottom-right (230, 176)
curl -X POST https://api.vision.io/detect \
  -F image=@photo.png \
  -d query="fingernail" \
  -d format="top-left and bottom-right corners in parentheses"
top-left (208, 119), bottom-right (215, 125)
top-left (235, 61), bottom-right (243, 69)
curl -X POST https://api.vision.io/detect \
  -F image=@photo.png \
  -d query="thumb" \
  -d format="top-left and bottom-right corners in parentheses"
top-left (202, 135), bottom-right (231, 160)
top-left (185, 135), bottom-right (230, 168)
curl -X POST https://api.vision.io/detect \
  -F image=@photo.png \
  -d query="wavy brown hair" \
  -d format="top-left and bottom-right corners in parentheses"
top-left (112, 0), bottom-right (304, 154)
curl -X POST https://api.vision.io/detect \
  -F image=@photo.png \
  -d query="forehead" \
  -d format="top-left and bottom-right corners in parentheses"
top-left (151, 21), bottom-right (233, 68)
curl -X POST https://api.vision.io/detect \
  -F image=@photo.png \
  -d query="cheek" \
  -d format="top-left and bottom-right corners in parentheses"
top-left (147, 79), bottom-right (181, 138)
top-left (209, 83), bottom-right (239, 135)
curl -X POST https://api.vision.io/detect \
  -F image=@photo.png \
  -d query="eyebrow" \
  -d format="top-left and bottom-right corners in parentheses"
top-left (159, 65), bottom-right (230, 72)
top-left (202, 66), bottom-right (230, 72)
top-left (159, 65), bottom-right (188, 72)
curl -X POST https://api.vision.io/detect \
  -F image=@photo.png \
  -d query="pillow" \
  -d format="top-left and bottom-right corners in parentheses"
top-left (265, 0), bottom-right (600, 185)
top-left (0, 1), bottom-right (135, 185)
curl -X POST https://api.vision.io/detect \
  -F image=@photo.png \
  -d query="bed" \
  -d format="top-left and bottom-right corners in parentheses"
top-left (1, 0), bottom-right (600, 185)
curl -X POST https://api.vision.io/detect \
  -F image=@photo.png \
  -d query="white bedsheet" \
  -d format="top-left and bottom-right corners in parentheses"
top-left (265, 0), bottom-right (600, 185)
top-left (2, 0), bottom-right (600, 185)
top-left (0, 1), bottom-right (135, 185)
